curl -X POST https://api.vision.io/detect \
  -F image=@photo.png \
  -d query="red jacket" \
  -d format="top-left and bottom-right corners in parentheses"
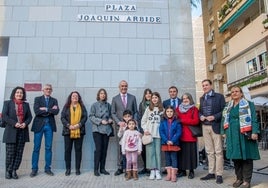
top-left (176, 106), bottom-right (199, 142)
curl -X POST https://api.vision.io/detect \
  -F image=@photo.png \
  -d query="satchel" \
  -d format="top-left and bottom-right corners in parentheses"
top-left (189, 124), bottom-right (203, 137)
top-left (142, 134), bottom-right (153, 145)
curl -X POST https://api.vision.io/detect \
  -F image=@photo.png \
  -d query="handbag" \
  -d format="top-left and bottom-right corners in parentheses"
top-left (142, 134), bottom-right (153, 145)
top-left (189, 108), bottom-right (203, 137)
top-left (161, 145), bottom-right (181, 151)
top-left (70, 129), bottom-right (80, 139)
top-left (189, 124), bottom-right (203, 137)
top-left (244, 131), bottom-right (261, 141)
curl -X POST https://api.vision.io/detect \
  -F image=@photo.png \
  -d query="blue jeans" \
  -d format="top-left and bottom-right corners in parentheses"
top-left (165, 151), bottom-right (177, 168)
top-left (32, 123), bottom-right (53, 171)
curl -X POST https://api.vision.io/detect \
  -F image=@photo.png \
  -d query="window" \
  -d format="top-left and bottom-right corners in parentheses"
top-left (213, 80), bottom-right (220, 93)
top-left (211, 50), bottom-right (217, 65)
top-left (247, 52), bottom-right (267, 75)
top-left (247, 58), bottom-right (257, 74)
top-left (207, 0), bottom-right (213, 11)
top-left (223, 40), bottom-right (229, 57)
top-left (258, 52), bottom-right (267, 70)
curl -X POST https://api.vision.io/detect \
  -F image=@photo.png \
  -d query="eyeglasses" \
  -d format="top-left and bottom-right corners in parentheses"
top-left (44, 88), bottom-right (52, 91)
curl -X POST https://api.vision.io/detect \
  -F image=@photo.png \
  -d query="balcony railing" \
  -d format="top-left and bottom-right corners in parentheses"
top-left (227, 68), bottom-right (268, 89)
top-left (217, 0), bottom-right (255, 33)
top-left (218, 0), bottom-right (242, 23)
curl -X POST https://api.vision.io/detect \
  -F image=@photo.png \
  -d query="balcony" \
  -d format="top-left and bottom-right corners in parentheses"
top-left (222, 13), bottom-right (268, 65)
top-left (217, 0), bottom-right (256, 33)
top-left (227, 68), bottom-right (268, 89)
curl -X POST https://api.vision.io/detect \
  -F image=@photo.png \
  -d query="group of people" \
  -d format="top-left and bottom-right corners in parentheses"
top-left (1, 79), bottom-right (260, 188)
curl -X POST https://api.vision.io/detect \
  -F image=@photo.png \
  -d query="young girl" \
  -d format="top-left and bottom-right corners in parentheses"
top-left (121, 119), bottom-right (142, 180)
top-left (141, 92), bottom-right (164, 180)
top-left (159, 105), bottom-right (182, 182)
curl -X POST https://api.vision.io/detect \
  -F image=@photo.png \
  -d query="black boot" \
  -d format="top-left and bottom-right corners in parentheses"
top-left (5, 171), bottom-right (12, 179)
top-left (12, 170), bottom-right (18, 179)
top-left (94, 170), bottom-right (100, 176)
top-left (177, 170), bottom-right (186, 177)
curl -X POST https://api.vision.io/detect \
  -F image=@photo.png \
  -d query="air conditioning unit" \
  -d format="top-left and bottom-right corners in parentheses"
top-left (216, 73), bottom-right (223, 81)
top-left (207, 35), bottom-right (213, 43)
top-left (208, 64), bottom-right (214, 72)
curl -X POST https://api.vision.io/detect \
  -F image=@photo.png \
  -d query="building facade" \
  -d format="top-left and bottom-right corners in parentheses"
top-left (0, 0), bottom-right (196, 170)
top-left (201, 0), bottom-right (268, 128)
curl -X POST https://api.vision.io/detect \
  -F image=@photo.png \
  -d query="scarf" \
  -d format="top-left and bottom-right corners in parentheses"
top-left (178, 103), bottom-right (195, 113)
top-left (70, 103), bottom-right (82, 139)
top-left (14, 99), bottom-right (24, 123)
top-left (144, 100), bottom-right (150, 108)
top-left (222, 98), bottom-right (252, 133)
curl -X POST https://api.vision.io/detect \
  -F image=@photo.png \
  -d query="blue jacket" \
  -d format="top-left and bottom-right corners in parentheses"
top-left (159, 118), bottom-right (182, 146)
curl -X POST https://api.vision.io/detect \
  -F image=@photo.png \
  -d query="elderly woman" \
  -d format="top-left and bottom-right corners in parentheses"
top-left (89, 88), bottom-right (113, 176)
top-left (176, 93), bottom-right (199, 179)
top-left (221, 86), bottom-right (260, 188)
top-left (61, 91), bottom-right (88, 176)
top-left (2, 86), bottom-right (32, 179)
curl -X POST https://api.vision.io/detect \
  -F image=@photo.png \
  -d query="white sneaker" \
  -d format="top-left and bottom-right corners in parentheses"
top-left (149, 170), bottom-right (155, 180)
top-left (155, 170), bottom-right (162, 180)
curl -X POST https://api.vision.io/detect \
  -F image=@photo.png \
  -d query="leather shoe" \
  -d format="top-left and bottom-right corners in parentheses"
top-left (12, 170), bottom-right (18, 179)
top-left (240, 182), bottom-right (250, 188)
top-left (216, 176), bottom-right (223, 184)
top-left (5, 171), bottom-right (12, 179)
top-left (114, 169), bottom-right (123, 176)
top-left (233, 179), bottom-right (243, 187)
top-left (65, 169), bottom-right (71, 176)
top-left (45, 170), bottom-right (54, 176)
top-left (200, 173), bottom-right (215, 180)
top-left (188, 171), bottom-right (194, 179)
top-left (100, 169), bottom-right (110, 175)
top-left (94, 170), bottom-right (100, 176)
top-left (177, 170), bottom-right (186, 178)
top-left (30, 170), bottom-right (37, 177)
top-left (76, 169), bottom-right (81, 175)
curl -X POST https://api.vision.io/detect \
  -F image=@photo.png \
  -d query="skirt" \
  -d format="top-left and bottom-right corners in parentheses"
top-left (178, 141), bottom-right (198, 170)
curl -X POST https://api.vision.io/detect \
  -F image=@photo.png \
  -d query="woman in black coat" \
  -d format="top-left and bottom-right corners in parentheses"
top-left (2, 86), bottom-right (32, 179)
top-left (61, 91), bottom-right (88, 176)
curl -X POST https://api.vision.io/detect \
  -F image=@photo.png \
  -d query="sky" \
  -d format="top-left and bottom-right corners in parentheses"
top-left (191, 2), bottom-right (202, 18)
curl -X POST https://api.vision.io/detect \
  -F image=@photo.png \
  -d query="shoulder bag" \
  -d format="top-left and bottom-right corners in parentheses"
top-left (142, 134), bottom-right (153, 145)
top-left (189, 108), bottom-right (203, 137)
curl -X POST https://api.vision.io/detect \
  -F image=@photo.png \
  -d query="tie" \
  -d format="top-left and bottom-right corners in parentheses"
top-left (205, 94), bottom-right (208, 100)
top-left (122, 94), bottom-right (127, 108)
top-left (172, 99), bottom-right (176, 109)
top-left (45, 97), bottom-right (49, 108)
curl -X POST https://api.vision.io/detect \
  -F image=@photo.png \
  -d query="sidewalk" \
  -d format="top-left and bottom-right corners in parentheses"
top-left (1, 150), bottom-right (267, 188)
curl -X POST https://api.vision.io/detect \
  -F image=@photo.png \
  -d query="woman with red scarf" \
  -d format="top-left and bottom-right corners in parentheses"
top-left (2, 86), bottom-right (32, 179)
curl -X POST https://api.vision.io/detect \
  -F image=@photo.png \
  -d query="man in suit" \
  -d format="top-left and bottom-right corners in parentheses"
top-left (163, 86), bottom-right (181, 109)
top-left (199, 79), bottom-right (225, 184)
top-left (111, 80), bottom-right (138, 176)
top-left (30, 84), bottom-right (60, 177)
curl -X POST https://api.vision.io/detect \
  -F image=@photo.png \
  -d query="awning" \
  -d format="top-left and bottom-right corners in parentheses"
top-left (251, 96), bottom-right (268, 106)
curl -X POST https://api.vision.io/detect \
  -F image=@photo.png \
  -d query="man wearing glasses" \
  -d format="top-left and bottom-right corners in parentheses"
top-left (30, 84), bottom-right (59, 177)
